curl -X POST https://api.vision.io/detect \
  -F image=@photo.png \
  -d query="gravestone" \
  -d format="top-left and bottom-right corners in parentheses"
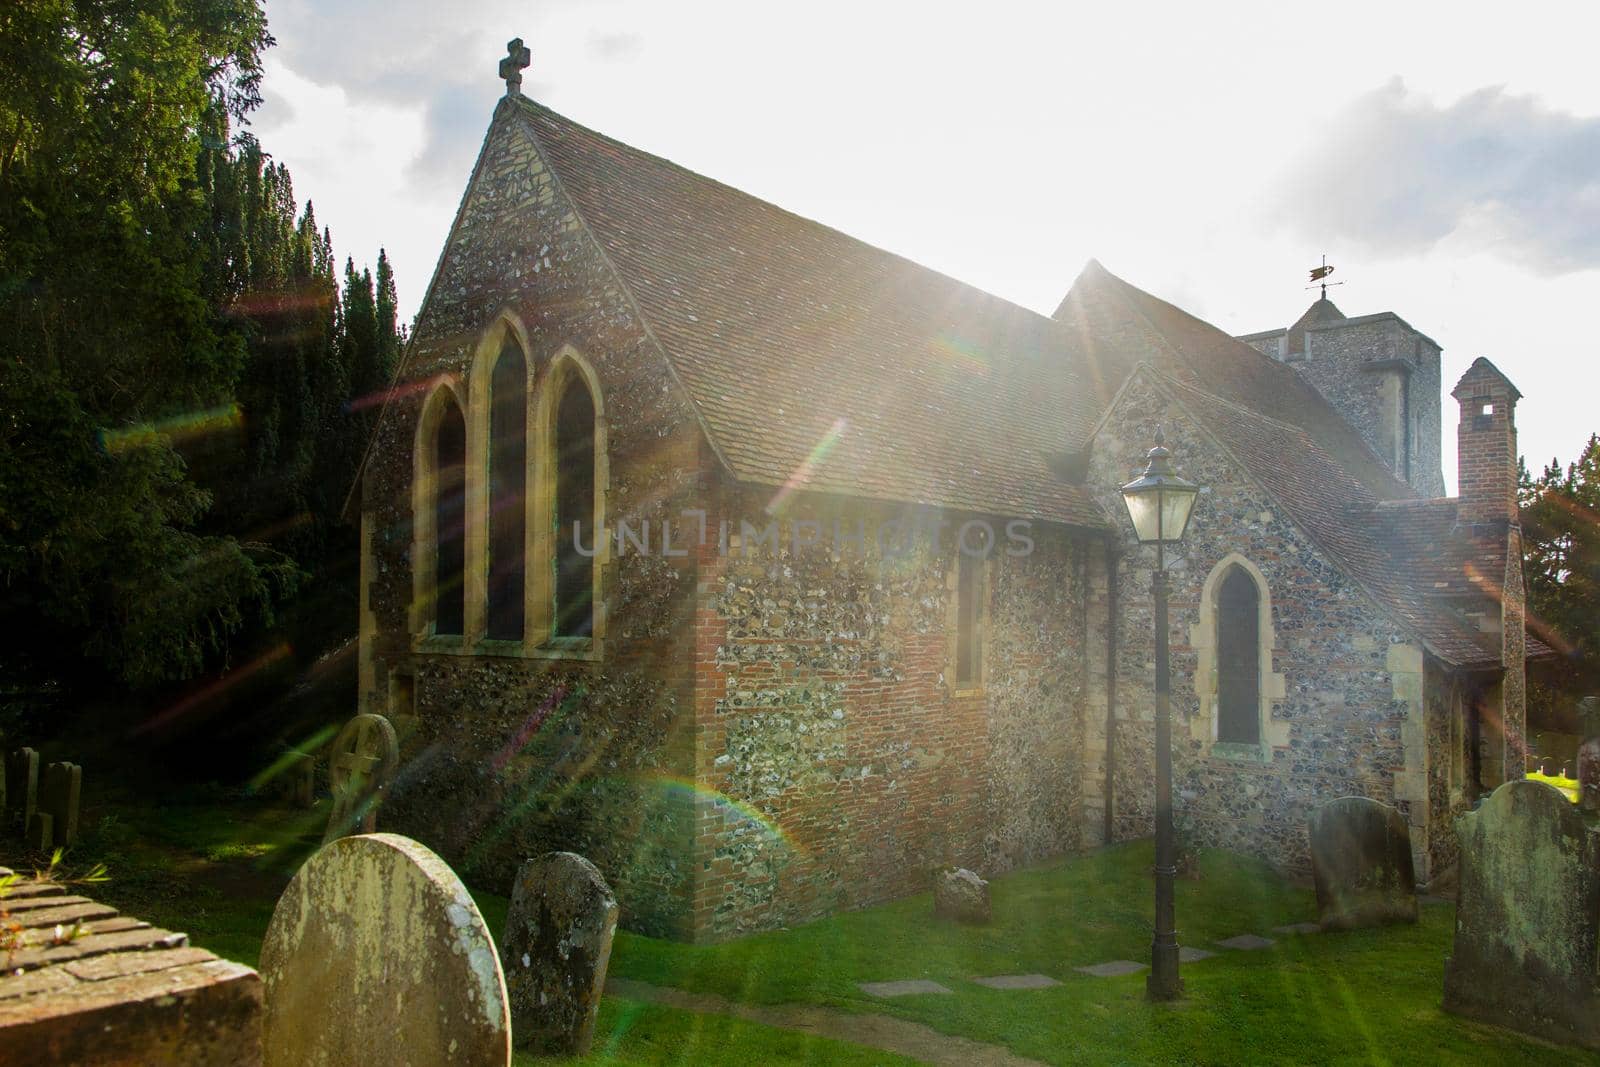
top-left (277, 752), bottom-right (316, 809)
top-left (1307, 796), bottom-right (1417, 930)
top-left (933, 866), bottom-right (991, 924)
top-left (1443, 779), bottom-right (1600, 1049)
top-left (6, 747), bottom-right (39, 833)
top-left (501, 851), bottom-right (618, 1056)
top-left (322, 713), bottom-right (398, 844)
top-left (260, 833), bottom-right (510, 1066)
top-left (26, 811), bottom-right (53, 851)
top-left (40, 761), bottom-right (82, 846)
top-left (1577, 696), bottom-right (1599, 812)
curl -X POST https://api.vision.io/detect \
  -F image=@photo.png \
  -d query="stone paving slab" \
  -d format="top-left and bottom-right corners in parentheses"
top-left (1073, 960), bottom-right (1146, 978)
top-left (1271, 922), bottom-right (1322, 935)
top-left (1216, 934), bottom-right (1276, 950)
top-left (859, 979), bottom-right (952, 998)
top-left (972, 974), bottom-right (1061, 990)
top-left (1179, 947), bottom-right (1214, 962)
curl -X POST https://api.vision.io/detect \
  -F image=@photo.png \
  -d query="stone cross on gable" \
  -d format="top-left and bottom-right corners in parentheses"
top-left (500, 37), bottom-right (531, 96)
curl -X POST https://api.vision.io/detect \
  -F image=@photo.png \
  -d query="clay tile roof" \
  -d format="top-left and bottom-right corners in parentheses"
top-left (518, 99), bottom-right (1123, 527)
top-left (1058, 264), bottom-right (1415, 502)
top-left (1154, 374), bottom-right (1514, 667)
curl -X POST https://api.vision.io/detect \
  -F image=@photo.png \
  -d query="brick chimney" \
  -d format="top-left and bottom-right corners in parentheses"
top-left (1450, 357), bottom-right (1522, 527)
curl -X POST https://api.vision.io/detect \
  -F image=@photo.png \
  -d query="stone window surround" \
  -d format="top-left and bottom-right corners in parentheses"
top-left (945, 547), bottom-right (993, 696)
top-left (411, 310), bottom-right (610, 661)
top-left (1188, 553), bottom-right (1288, 762)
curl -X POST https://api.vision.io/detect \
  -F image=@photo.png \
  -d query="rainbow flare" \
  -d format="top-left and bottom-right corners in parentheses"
top-left (101, 404), bottom-right (243, 453)
top-left (766, 417), bottom-right (848, 515)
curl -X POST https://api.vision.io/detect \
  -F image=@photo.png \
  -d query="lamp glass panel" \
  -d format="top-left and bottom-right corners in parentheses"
top-left (1122, 490), bottom-right (1162, 543)
top-left (1160, 488), bottom-right (1197, 542)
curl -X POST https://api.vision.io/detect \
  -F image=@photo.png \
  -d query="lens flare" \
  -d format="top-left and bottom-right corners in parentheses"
top-left (767, 418), bottom-right (848, 515)
top-left (101, 404), bottom-right (243, 453)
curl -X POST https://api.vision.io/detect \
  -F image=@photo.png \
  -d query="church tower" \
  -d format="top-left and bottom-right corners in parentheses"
top-left (1236, 299), bottom-right (1446, 497)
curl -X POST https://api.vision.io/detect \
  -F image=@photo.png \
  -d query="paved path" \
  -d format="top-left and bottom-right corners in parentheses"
top-left (606, 976), bottom-right (1048, 1067)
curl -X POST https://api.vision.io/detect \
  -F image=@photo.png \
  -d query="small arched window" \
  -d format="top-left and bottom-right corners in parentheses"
top-left (486, 332), bottom-right (527, 641)
top-left (1216, 565), bottom-right (1261, 744)
top-left (432, 397), bottom-right (467, 636)
top-left (552, 373), bottom-right (596, 638)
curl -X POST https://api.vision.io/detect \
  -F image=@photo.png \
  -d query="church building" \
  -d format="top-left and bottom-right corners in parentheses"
top-left (354, 43), bottom-right (1549, 941)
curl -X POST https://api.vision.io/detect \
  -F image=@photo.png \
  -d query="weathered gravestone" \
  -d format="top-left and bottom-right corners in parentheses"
top-left (933, 866), bottom-right (991, 924)
top-left (1443, 779), bottom-right (1600, 1049)
top-left (501, 851), bottom-right (619, 1056)
top-left (1307, 795), bottom-right (1417, 930)
top-left (260, 833), bottom-right (511, 1066)
top-left (322, 713), bottom-right (398, 844)
top-left (26, 810), bottom-right (53, 851)
top-left (6, 747), bottom-right (39, 833)
top-left (40, 761), bottom-right (82, 846)
top-left (1577, 696), bottom-right (1599, 813)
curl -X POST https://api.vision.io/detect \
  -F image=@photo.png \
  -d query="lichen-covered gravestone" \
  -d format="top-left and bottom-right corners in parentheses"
top-left (260, 833), bottom-right (511, 1066)
top-left (40, 760), bottom-right (82, 846)
top-left (1443, 779), bottom-right (1600, 1049)
top-left (501, 851), bottom-right (618, 1056)
top-left (1307, 796), bottom-right (1417, 929)
top-left (322, 713), bottom-right (398, 844)
top-left (933, 867), bottom-right (991, 924)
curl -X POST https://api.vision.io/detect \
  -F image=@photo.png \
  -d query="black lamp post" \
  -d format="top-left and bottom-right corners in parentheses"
top-left (1119, 427), bottom-right (1200, 1002)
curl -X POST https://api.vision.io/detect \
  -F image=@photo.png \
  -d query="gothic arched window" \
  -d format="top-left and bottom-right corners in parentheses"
top-left (486, 332), bottom-right (527, 641)
top-left (552, 372), bottom-right (597, 638)
top-left (432, 396), bottom-right (467, 636)
top-left (1216, 565), bottom-right (1261, 744)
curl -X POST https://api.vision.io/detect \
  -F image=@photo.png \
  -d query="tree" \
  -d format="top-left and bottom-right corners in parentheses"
top-left (0, 1), bottom-right (279, 692)
top-left (1520, 435), bottom-right (1600, 724)
top-left (0, 2), bottom-right (402, 715)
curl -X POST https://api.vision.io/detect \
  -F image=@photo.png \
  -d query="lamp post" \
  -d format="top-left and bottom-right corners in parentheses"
top-left (1119, 427), bottom-right (1200, 1002)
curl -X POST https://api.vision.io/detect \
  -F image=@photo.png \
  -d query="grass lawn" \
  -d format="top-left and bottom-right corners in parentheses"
top-left (40, 793), bottom-right (1599, 1066)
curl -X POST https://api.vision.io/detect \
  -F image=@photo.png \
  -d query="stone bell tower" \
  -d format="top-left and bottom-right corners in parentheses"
top-left (1236, 297), bottom-right (1445, 497)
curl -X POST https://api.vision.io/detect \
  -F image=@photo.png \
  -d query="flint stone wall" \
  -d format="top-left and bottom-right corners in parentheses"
top-left (691, 485), bottom-right (1087, 940)
top-left (1086, 372), bottom-right (1439, 878)
top-left (364, 102), bottom-right (704, 938)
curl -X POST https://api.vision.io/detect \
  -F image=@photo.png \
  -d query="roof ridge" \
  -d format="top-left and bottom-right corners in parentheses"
top-left (518, 97), bottom-right (1067, 331)
top-left (1151, 368), bottom-right (1314, 437)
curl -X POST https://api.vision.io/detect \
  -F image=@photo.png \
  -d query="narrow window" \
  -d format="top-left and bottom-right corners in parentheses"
top-left (955, 550), bottom-right (983, 687)
top-left (553, 374), bottom-right (596, 638)
top-left (487, 334), bottom-right (526, 641)
top-left (1216, 566), bottom-right (1260, 743)
top-left (433, 398), bottom-right (466, 636)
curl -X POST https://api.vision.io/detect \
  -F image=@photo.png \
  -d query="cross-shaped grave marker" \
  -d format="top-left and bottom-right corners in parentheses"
top-left (322, 713), bottom-right (399, 844)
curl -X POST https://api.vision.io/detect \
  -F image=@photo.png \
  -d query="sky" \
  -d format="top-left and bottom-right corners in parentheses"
top-left (251, 0), bottom-right (1600, 492)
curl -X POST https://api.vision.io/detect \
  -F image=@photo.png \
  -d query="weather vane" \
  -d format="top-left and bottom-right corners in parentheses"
top-left (1306, 254), bottom-right (1344, 300)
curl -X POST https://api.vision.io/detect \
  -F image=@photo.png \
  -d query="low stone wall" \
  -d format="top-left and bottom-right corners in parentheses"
top-left (0, 866), bottom-right (261, 1065)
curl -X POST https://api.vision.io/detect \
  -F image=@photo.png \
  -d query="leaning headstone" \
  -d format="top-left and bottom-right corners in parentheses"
top-left (1307, 796), bottom-right (1417, 930)
top-left (933, 866), bottom-right (991, 924)
top-left (260, 833), bottom-right (510, 1066)
top-left (501, 851), bottom-right (619, 1056)
top-left (1443, 779), bottom-right (1600, 1049)
top-left (6, 747), bottom-right (39, 833)
top-left (39, 761), bottom-right (82, 846)
top-left (26, 810), bottom-right (53, 852)
top-left (322, 713), bottom-right (398, 843)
